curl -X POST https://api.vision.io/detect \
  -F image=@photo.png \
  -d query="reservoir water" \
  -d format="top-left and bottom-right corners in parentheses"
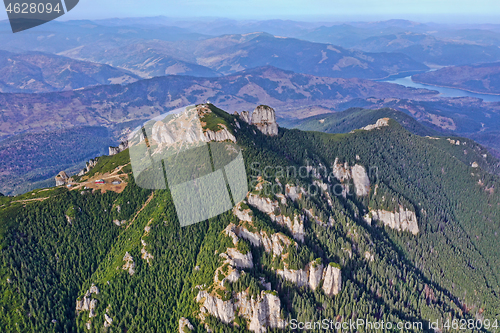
top-left (383, 75), bottom-right (500, 102)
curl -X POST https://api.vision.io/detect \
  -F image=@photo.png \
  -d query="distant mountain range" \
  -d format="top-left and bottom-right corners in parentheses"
top-left (297, 28), bottom-right (500, 66)
top-left (0, 51), bottom-right (139, 93)
top-left (413, 62), bottom-right (500, 94)
top-left (57, 32), bottom-right (428, 79)
top-left (0, 66), bottom-right (437, 141)
top-left (4, 18), bottom-right (500, 79)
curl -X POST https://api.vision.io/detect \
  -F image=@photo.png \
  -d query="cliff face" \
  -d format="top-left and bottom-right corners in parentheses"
top-left (236, 291), bottom-right (286, 333)
top-left (197, 290), bottom-right (286, 333)
top-left (238, 105), bottom-right (279, 136)
top-left (331, 158), bottom-right (370, 197)
top-left (276, 260), bottom-right (342, 295)
top-left (222, 247), bottom-right (254, 269)
top-left (109, 141), bottom-right (128, 156)
top-left (247, 192), bottom-right (305, 241)
top-left (204, 127), bottom-right (237, 143)
top-left (365, 206), bottom-right (419, 235)
top-left (322, 264), bottom-right (342, 296)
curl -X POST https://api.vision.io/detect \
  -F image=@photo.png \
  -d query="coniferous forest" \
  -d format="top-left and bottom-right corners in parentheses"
top-left (0, 105), bottom-right (499, 332)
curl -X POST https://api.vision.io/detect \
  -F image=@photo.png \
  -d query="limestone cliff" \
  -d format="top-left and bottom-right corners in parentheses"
top-left (179, 317), bottom-right (194, 332)
top-left (109, 140), bottom-right (128, 156)
top-left (276, 260), bottom-right (341, 295)
top-left (197, 289), bottom-right (286, 333)
top-left (204, 126), bottom-right (237, 143)
top-left (221, 247), bottom-right (254, 269)
top-left (331, 158), bottom-right (370, 197)
top-left (238, 105), bottom-right (278, 136)
top-left (246, 192), bottom-right (305, 241)
top-left (322, 264), bottom-right (342, 296)
top-left (364, 206), bottom-right (419, 235)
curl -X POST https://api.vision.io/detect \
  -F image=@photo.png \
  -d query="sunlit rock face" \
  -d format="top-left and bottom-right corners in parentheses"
top-left (197, 290), bottom-right (286, 333)
top-left (251, 105), bottom-right (279, 136)
top-left (238, 105), bottom-right (279, 136)
top-left (331, 158), bottom-right (370, 197)
top-left (322, 264), bottom-right (342, 296)
top-left (364, 206), bottom-right (419, 235)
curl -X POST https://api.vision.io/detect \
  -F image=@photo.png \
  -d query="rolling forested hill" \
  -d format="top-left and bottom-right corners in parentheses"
top-left (0, 104), bottom-right (499, 332)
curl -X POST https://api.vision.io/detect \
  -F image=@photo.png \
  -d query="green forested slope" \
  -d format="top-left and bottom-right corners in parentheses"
top-left (0, 105), bottom-right (499, 332)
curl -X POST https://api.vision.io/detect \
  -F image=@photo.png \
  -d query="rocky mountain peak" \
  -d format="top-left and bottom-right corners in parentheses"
top-left (238, 105), bottom-right (279, 136)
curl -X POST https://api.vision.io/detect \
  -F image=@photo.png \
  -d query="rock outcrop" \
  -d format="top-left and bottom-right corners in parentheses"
top-left (221, 247), bottom-right (253, 269)
top-left (239, 105), bottom-right (278, 136)
top-left (236, 290), bottom-right (286, 333)
top-left (76, 284), bottom-right (99, 318)
top-left (364, 206), bottom-right (419, 235)
top-left (55, 171), bottom-right (69, 186)
top-left (246, 193), bottom-right (305, 241)
top-left (276, 260), bottom-right (341, 295)
top-left (122, 252), bottom-right (135, 275)
top-left (276, 268), bottom-right (308, 287)
top-left (204, 126), bottom-right (236, 143)
top-left (104, 314), bottom-right (113, 328)
top-left (141, 239), bottom-right (154, 265)
top-left (197, 289), bottom-right (286, 333)
top-left (360, 118), bottom-right (390, 131)
top-left (271, 214), bottom-right (304, 242)
top-left (197, 291), bottom-right (235, 324)
top-left (308, 261), bottom-right (324, 291)
top-left (240, 110), bottom-right (251, 124)
top-left (109, 140), bottom-right (128, 156)
top-left (179, 317), bottom-right (194, 332)
top-left (322, 264), bottom-right (342, 296)
top-left (233, 203), bottom-right (252, 222)
top-left (331, 158), bottom-right (370, 197)
top-left (77, 158), bottom-right (99, 177)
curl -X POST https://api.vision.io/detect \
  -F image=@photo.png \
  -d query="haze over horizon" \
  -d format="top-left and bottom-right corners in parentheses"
top-left (2, 0), bottom-right (500, 24)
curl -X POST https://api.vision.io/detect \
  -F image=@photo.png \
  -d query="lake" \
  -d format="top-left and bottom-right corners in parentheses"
top-left (383, 75), bottom-right (500, 102)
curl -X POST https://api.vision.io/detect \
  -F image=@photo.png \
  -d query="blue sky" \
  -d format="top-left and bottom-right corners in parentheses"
top-left (2, 0), bottom-right (500, 22)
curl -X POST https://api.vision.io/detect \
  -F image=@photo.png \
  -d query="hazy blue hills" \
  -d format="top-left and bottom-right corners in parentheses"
top-left (0, 51), bottom-right (140, 93)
